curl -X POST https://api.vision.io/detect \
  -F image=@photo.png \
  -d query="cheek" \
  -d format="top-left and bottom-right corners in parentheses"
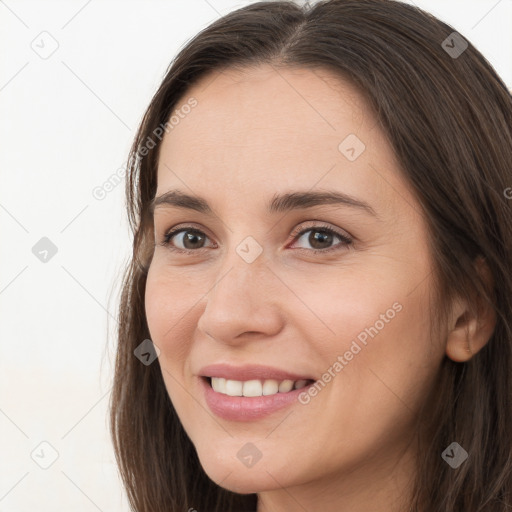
top-left (144, 270), bottom-right (170, 348)
top-left (293, 265), bottom-right (441, 405)
top-left (344, 293), bottom-right (440, 418)
top-left (288, 266), bottom-right (422, 349)
top-left (145, 263), bottom-right (203, 422)
top-left (144, 262), bottom-right (197, 364)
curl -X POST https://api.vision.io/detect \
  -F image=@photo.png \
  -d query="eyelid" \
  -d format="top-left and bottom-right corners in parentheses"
top-left (288, 220), bottom-right (353, 243)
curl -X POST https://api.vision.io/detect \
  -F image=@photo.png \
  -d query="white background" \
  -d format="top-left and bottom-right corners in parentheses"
top-left (1, 1), bottom-right (511, 510)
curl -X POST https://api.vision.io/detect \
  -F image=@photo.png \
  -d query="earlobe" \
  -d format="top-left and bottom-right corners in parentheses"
top-left (445, 257), bottom-right (497, 363)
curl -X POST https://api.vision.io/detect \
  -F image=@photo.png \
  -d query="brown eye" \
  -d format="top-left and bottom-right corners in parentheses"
top-left (163, 228), bottom-right (213, 251)
top-left (161, 223), bottom-right (352, 255)
top-left (291, 226), bottom-right (352, 253)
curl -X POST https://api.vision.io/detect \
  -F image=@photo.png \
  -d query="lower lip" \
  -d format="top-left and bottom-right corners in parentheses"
top-left (200, 377), bottom-right (313, 422)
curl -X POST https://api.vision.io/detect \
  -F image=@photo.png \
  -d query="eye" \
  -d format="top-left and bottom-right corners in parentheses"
top-left (288, 223), bottom-right (353, 254)
top-left (159, 222), bottom-right (353, 254)
top-left (161, 227), bottom-right (215, 252)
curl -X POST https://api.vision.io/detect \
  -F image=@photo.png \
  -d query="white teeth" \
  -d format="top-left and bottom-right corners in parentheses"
top-left (210, 377), bottom-right (311, 397)
top-left (225, 379), bottom-right (243, 396)
top-left (242, 380), bottom-right (262, 397)
top-left (262, 379), bottom-right (279, 395)
top-left (211, 377), bottom-right (226, 394)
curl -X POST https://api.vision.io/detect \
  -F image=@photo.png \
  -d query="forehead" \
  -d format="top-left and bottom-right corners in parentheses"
top-left (155, 64), bottom-right (416, 220)
top-left (160, 65), bottom-right (371, 164)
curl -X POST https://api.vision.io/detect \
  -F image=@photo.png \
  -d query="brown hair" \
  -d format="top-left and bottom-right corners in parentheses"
top-left (109, 1), bottom-right (512, 510)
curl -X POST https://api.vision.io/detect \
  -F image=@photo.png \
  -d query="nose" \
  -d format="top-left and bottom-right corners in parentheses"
top-left (196, 250), bottom-right (283, 345)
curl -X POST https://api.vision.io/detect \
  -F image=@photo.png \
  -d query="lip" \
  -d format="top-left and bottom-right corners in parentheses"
top-left (198, 363), bottom-right (315, 382)
top-left (200, 376), bottom-right (315, 421)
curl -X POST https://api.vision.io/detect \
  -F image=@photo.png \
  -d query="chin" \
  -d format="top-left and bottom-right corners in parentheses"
top-left (204, 466), bottom-right (279, 495)
top-left (196, 445), bottom-right (294, 494)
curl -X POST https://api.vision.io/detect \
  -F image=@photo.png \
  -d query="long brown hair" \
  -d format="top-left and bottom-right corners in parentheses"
top-left (109, 1), bottom-right (512, 510)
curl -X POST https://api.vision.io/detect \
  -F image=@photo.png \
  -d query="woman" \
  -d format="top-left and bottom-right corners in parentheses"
top-left (109, 1), bottom-right (512, 510)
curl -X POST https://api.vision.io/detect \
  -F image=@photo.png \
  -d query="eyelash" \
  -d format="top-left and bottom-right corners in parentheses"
top-left (160, 222), bottom-right (353, 255)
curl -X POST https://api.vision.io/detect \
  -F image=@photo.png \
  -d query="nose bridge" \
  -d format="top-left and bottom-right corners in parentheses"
top-left (196, 237), bottom-right (282, 341)
top-left (208, 238), bottom-right (267, 310)
top-left (213, 218), bottom-right (268, 289)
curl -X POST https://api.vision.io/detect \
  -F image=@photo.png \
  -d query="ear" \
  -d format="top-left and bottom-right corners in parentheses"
top-left (445, 256), bottom-right (497, 362)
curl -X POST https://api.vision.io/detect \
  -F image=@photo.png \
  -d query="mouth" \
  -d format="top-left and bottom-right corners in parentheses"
top-left (197, 363), bottom-right (318, 421)
top-left (200, 376), bottom-right (317, 421)
top-left (202, 376), bottom-right (315, 397)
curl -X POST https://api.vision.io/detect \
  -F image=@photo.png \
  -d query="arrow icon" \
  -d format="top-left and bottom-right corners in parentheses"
top-left (32, 237), bottom-right (58, 262)
top-left (441, 32), bottom-right (468, 59)
top-left (445, 449), bottom-right (455, 458)
top-left (236, 237), bottom-right (263, 263)
top-left (134, 339), bottom-right (160, 365)
top-left (31, 441), bottom-right (59, 469)
top-left (237, 442), bottom-right (262, 467)
top-left (30, 31), bottom-right (60, 60)
top-left (441, 441), bottom-right (468, 468)
top-left (339, 134), bottom-right (366, 161)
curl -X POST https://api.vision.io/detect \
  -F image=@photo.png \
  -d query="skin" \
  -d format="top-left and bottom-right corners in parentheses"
top-left (144, 64), bottom-right (495, 512)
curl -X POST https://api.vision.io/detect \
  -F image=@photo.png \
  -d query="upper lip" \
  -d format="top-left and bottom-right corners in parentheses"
top-left (199, 363), bottom-right (315, 382)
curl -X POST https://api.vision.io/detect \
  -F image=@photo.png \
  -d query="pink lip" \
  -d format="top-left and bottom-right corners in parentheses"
top-left (200, 376), bottom-right (314, 421)
top-left (198, 363), bottom-right (315, 382)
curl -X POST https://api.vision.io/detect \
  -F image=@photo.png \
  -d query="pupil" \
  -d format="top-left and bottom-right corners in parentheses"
top-left (180, 230), bottom-right (333, 250)
top-left (310, 230), bottom-right (332, 249)
top-left (184, 231), bottom-right (203, 249)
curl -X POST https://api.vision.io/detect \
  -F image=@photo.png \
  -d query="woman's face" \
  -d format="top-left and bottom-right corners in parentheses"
top-left (145, 65), bottom-right (445, 500)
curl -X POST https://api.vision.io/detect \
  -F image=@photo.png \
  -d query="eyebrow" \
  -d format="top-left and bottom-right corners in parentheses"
top-left (149, 189), bottom-right (377, 217)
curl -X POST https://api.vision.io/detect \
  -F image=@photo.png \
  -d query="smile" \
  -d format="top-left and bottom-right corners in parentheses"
top-left (200, 376), bottom-right (317, 421)
top-left (208, 377), bottom-right (313, 397)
